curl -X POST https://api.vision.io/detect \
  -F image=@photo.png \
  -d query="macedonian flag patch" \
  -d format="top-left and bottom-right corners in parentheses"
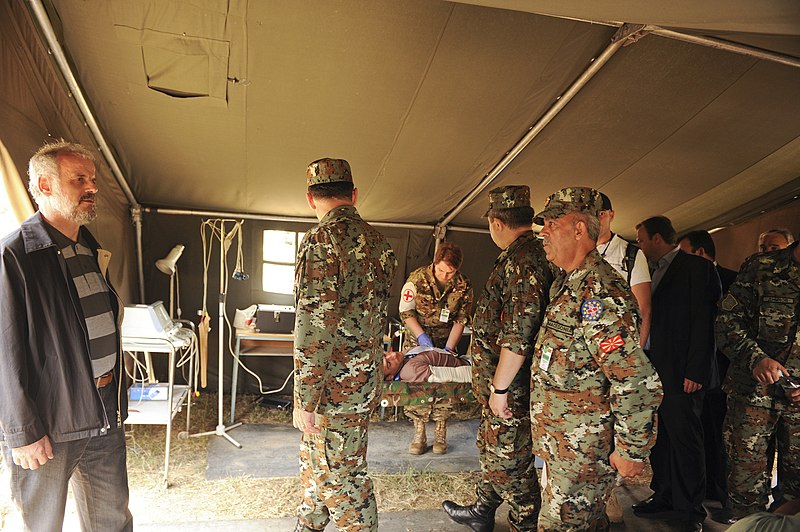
top-left (599, 334), bottom-right (624, 354)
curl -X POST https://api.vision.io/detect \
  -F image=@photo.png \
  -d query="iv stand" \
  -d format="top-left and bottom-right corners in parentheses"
top-left (191, 219), bottom-right (242, 448)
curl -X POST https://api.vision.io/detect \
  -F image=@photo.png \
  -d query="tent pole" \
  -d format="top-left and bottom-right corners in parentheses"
top-left (437, 24), bottom-right (647, 228)
top-left (131, 207), bottom-right (145, 303)
top-left (650, 28), bottom-right (800, 69)
top-left (143, 206), bottom-right (435, 231)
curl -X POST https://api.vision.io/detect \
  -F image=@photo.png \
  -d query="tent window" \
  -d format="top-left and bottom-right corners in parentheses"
top-left (262, 230), bottom-right (303, 295)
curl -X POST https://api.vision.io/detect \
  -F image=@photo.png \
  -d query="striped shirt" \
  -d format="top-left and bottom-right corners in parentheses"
top-left (48, 226), bottom-right (118, 378)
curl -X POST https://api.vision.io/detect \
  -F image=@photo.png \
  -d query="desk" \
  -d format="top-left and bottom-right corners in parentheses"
top-left (122, 335), bottom-right (194, 487)
top-left (230, 329), bottom-right (294, 423)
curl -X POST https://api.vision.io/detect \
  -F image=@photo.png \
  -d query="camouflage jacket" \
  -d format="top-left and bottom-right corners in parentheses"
top-left (293, 205), bottom-right (396, 415)
top-left (531, 250), bottom-right (663, 462)
top-left (717, 242), bottom-right (799, 409)
top-left (399, 264), bottom-right (473, 350)
top-left (471, 231), bottom-right (553, 415)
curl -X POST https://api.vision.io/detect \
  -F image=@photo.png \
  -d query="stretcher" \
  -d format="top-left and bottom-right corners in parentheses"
top-left (380, 380), bottom-right (475, 409)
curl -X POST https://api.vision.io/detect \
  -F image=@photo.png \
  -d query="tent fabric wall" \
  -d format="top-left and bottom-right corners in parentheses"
top-left (0, 1), bottom-right (137, 302)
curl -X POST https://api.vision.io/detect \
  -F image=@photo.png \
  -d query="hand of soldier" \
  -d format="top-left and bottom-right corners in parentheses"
top-left (489, 392), bottom-right (512, 419)
top-left (786, 387), bottom-right (800, 404)
top-left (683, 378), bottom-right (702, 394)
top-left (752, 357), bottom-right (787, 385)
top-left (293, 407), bottom-right (321, 435)
top-left (609, 451), bottom-right (645, 479)
top-left (11, 435), bottom-right (54, 470)
top-left (417, 333), bottom-right (434, 348)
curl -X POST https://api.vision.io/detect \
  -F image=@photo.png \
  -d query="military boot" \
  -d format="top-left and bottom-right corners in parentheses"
top-left (433, 419), bottom-right (448, 454)
top-left (408, 419), bottom-right (427, 455)
top-left (442, 496), bottom-right (500, 532)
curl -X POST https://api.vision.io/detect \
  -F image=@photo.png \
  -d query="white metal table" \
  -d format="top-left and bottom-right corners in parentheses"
top-left (122, 335), bottom-right (193, 487)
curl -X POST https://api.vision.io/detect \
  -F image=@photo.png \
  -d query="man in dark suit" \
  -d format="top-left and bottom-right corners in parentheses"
top-left (679, 230), bottom-right (737, 516)
top-left (633, 217), bottom-right (722, 531)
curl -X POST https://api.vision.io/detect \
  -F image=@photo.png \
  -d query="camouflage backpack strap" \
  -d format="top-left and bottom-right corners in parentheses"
top-left (624, 240), bottom-right (639, 285)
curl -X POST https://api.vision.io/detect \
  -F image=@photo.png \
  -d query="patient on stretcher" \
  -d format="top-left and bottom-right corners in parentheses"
top-left (382, 347), bottom-right (471, 383)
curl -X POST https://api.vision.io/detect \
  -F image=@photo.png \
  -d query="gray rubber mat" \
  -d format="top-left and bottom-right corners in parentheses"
top-left (205, 419), bottom-right (480, 480)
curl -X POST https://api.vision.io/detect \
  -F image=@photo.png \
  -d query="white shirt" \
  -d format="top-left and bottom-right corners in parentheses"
top-left (596, 233), bottom-right (651, 287)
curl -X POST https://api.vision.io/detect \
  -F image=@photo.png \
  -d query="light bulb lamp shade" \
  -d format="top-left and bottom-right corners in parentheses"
top-left (155, 244), bottom-right (185, 319)
top-left (156, 244), bottom-right (185, 275)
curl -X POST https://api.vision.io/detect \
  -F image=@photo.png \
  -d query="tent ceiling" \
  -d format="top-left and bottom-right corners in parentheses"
top-left (44, 0), bottom-right (800, 238)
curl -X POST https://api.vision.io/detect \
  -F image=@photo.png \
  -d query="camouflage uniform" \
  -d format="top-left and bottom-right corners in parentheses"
top-left (294, 158), bottom-right (396, 532)
top-left (531, 188), bottom-right (663, 531)
top-left (399, 264), bottom-right (473, 423)
top-left (469, 223), bottom-right (554, 529)
top-left (399, 264), bottom-right (473, 350)
top-left (716, 242), bottom-right (800, 518)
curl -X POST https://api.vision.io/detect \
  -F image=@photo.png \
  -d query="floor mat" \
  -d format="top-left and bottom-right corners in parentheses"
top-left (205, 419), bottom-right (480, 480)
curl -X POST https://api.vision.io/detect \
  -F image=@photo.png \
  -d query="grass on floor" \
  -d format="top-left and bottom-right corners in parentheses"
top-left (124, 392), bottom-right (480, 524)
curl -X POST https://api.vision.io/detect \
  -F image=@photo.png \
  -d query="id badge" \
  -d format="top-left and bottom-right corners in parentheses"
top-left (539, 346), bottom-right (553, 371)
top-left (439, 308), bottom-right (450, 323)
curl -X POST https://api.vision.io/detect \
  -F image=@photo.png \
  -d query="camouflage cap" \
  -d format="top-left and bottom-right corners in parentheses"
top-left (533, 187), bottom-right (602, 225)
top-left (306, 158), bottom-right (353, 187)
top-left (483, 185), bottom-right (530, 217)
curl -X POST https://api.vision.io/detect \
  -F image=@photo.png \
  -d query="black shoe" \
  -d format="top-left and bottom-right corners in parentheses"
top-left (442, 500), bottom-right (497, 532)
top-left (710, 506), bottom-right (736, 525)
top-left (632, 497), bottom-right (673, 515)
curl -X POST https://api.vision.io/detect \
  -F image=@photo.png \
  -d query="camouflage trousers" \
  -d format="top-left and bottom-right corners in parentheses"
top-left (404, 403), bottom-right (453, 422)
top-left (723, 397), bottom-right (800, 518)
top-left (535, 418), bottom-right (615, 531)
top-left (297, 413), bottom-right (377, 532)
top-left (475, 407), bottom-right (541, 531)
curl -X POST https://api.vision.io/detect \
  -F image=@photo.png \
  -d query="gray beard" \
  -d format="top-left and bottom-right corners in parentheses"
top-left (49, 194), bottom-right (97, 226)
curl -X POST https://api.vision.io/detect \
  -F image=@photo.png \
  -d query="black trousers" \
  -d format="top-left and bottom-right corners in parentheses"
top-left (650, 391), bottom-right (707, 520)
top-left (701, 389), bottom-right (728, 504)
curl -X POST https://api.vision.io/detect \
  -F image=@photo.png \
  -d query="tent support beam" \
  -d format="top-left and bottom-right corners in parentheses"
top-left (435, 23), bottom-right (646, 233)
top-left (27, 0), bottom-right (145, 301)
top-left (487, 10), bottom-right (800, 69)
top-left (649, 28), bottom-right (800, 69)
top-left (143, 206), bottom-right (437, 232)
top-left (131, 207), bottom-right (145, 303)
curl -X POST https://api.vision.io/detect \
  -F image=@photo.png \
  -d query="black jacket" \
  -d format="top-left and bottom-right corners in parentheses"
top-left (0, 212), bottom-right (127, 448)
top-left (649, 250), bottom-right (722, 395)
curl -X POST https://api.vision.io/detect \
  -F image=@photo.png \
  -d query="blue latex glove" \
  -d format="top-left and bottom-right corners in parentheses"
top-left (417, 332), bottom-right (434, 348)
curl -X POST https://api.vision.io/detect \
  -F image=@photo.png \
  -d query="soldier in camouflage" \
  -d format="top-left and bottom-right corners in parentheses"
top-left (443, 185), bottom-right (554, 532)
top-left (399, 242), bottom-right (473, 455)
top-left (716, 239), bottom-right (800, 520)
top-left (292, 158), bottom-right (396, 532)
top-left (531, 187), bottom-right (663, 531)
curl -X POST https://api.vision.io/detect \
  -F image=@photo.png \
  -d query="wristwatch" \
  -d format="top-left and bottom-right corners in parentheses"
top-left (489, 384), bottom-right (508, 395)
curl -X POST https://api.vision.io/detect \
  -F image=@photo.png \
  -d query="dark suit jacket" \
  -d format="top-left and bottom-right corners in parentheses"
top-left (649, 251), bottom-right (722, 395)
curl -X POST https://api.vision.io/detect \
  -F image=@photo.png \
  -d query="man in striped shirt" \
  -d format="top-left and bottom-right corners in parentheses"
top-left (0, 141), bottom-right (132, 531)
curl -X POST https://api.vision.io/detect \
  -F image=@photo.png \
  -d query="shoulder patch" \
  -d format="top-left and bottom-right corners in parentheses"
top-left (399, 281), bottom-right (417, 312)
top-left (599, 334), bottom-right (624, 354)
top-left (720, 293), bottom-right (738, 312)
top-left (581, 298), bottom-right (604, 321)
